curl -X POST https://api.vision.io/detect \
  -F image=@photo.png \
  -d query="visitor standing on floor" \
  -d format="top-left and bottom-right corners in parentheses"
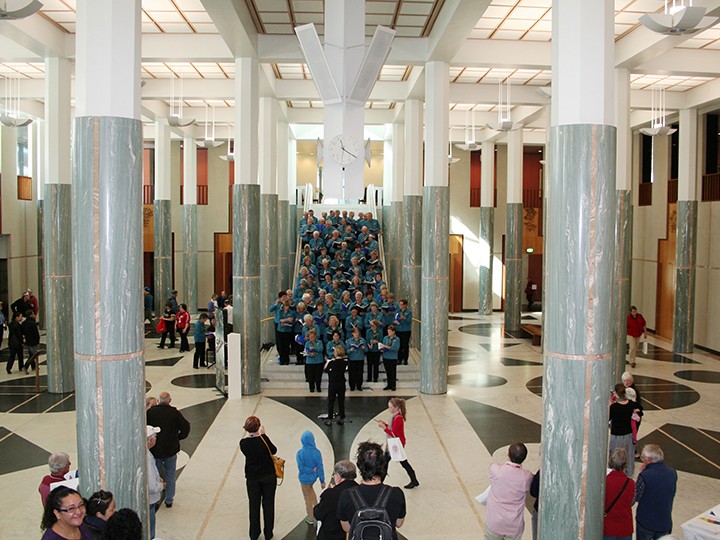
top-left (338, 441), bottom-right (406, 539)
top-left (603, 448), bottom-right (635, 540)
top-left (377, 397), bottom-right (419, 490)
top-left (21, 310), bottom-right (40, 372)
top-left (325, 344), bottom-right (347, 426)
top-left (484, 442), bottom-right (534, 540)
top-left (609, 384), bottom-right (636, 477)
top-left (313, 460), bottom-right (358, 540)
top-left (627, 305), bottom-right (647, 368)
top-left (176, 304), bottom-right (191, 352)
top-left (7, 311), bottom-right (24, 374)
top-left (158, 302), bottom-right (176, 349)
top-left (193, 313), bottom-right (209, 369)
top-left (296, 430), bottom-right (326, 526)
top-left (633, 444), bottom-right (678, 540)
top-left (146, 425), bottom-right (164, 539)
top-left (378, 325), bottom-right (399, 391)
top-left (240, 416), bottom-right (277, 540)
top-left (143, 287), bottom-right (154, 324)
top-left (146, 391), bottom-right (191, 508)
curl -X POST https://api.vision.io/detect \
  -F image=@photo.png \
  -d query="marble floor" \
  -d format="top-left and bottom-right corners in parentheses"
top-left (1, 312), bottom-right (719, 539)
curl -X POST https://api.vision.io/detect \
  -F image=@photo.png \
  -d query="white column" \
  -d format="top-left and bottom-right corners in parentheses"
top-left (404, 100), bottom-right (423, 196)
top-left (259, 97), bottom-right (277, 195)
top-left (481, 140), bottom-right (495, 207)
top-left (154, 120), bottom-right (171, 200)
top-left (678, 108), bottom-right (698, 202)
top-left (392, 121), bottom-right (405, 202)
top-left (234, 57), bottom-right (259, 186)
top-left (615, 69), bottom-right (632, 191)
top-left (183, 135), bottom-right (197, 205)
top-left (506, 129), bottom-right (523, 204)
top-left (424, 61), bottom-right (449, 189)
top-left (383, 123), bottom-right (393, 206)
top-left (277, 119), bottom-right (289, 202)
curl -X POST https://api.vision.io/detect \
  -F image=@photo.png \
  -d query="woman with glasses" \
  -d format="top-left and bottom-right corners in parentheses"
top-left (83, 490), bottom-right (115, 539)
top-left (41, 486), bottom-right (93, 539)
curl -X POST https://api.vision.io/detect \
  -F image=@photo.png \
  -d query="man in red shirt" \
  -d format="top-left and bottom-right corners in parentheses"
top-left (627, 306), bottom-right (647, 368)
top-left (39, 452), bottom-right (72, 506)
top-left (176, 304), bottom-right (191, 352)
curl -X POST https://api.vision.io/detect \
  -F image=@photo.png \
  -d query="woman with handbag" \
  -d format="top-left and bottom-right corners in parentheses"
top-left (240, 416), bottom-right (278, 540)
top-left (603, 448), bottom-right (635, 540)
top-left (376, 397), bottom-right (419, 489)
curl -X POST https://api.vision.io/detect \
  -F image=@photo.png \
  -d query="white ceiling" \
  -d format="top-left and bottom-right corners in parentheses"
top-left (2, 0), bottom-right (720, 137)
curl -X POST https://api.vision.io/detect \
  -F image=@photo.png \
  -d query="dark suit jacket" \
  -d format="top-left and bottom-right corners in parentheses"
top-left (313, 479), bottom-right (358, 540)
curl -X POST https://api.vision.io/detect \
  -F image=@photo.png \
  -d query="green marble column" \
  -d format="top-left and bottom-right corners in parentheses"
top-left (504, 203), bottom-right (523, 331)
top-left (673, 200), bottom-right (697, 353)
top-left (540, 124), bottom-right (615, 539)
top-left (153, 199), bottom-right (171, 313)
top-left (73, 116), bottom-right (146, 520)
top-left (45, 184), bottom-right (74, 393)
top-left (278, 199), bottom-right (289, 290)
top-left (183, 204), bottom-right (197, 313)
top-left (479, 207), bottom-right (494, 315)
top-left (612, 190), bottom-right (632, 382)
top-left (388, 201), bottom-right (403, 293)
top-left (233, 184), bottom-right (261, 395)
top-left (402, 195), bottom-right (422, 348)
top-left (37, 200), bottom-right (45, 330)
top-left (420, 187), bottom-right (449, 394)
top-left (288, 203), bottom-right (297, 282)
top-left (260, 193), bottom-right (278, 343)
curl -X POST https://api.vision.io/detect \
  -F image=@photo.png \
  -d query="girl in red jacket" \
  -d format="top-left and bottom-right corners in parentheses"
top-left (376, 397), bottom-right (419, 489)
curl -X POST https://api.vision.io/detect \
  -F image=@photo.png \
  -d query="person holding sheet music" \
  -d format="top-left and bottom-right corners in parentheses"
top-left (395, 299), bottom-right (412, 366)
top-left (379, 325), bottom-right (400, 391)
top-left (346, 326), bottom-right (367, 391)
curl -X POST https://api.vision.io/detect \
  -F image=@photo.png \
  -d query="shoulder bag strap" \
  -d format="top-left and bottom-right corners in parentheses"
top-left (259, 435), bottom-right (274, 458)
top-left (604, 478), bottom-right (629, 516)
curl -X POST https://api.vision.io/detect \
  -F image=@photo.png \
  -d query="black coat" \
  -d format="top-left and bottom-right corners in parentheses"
top-left (8, 320), bottom-right (24, 349)
top-left (21, 318), bottom-right (40, 346)
top-left (146, 404), bottom-right (191, 459)
top-left (313, 479), bottom-right (358, 540)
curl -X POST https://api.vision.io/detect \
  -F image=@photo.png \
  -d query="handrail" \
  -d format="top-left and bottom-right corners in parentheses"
top-left (365, 184), bottom-right (389, 292)
top-left (293, 183), bottom-right (314, 284)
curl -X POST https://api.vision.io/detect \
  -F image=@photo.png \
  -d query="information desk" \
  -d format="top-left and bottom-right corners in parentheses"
top-left (682, 504), bottom-right (720, 540)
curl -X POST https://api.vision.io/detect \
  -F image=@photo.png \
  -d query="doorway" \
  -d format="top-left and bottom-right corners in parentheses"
top-left (449, 234), bottom-right (463, 312)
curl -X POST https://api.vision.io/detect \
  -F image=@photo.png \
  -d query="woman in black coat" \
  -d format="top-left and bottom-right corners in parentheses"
top-left (240, 416), bottom-right (277, 540)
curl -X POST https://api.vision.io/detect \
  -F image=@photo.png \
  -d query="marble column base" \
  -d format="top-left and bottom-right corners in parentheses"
top-left (183, 204), bottom-right (197, 313)
top-left (261, 194), bottom-right (279, 343)
top-left (44, 183), bottom-right (74, 393)
top-left (540, 123), bottom-right (616, 539)
top-left (612, 190), bottom-right (632, 381)
top-left (673, 200), bottom-right (698, 353)
top-left (72, 115), bottom-right (146, 522)
top-left (153, 199), bottom-right (172, 313)
top-left (233, 184), bottom-right (261, 395)
top-left (402, 195), bottom-right (422, 349)
top-left (504, 203), bottom-right (523, 332)
top-left (420, 187), bottom-right (449, 394)
top-left (479, 206), bottom-right (494, 315)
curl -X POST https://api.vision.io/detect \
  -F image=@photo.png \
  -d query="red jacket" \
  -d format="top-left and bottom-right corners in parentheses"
top-left (176, 311), bottom-right (190, 330)
top-left (604, 470), bottom-right (635, 536)
top-left (627, 313), bottom-right (646, 338)
top-left (384, 413), bottom-right (406, 446)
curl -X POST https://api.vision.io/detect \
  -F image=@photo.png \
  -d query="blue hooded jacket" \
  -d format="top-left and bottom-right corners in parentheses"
top-left (296, 430), bottom-right (325, 485)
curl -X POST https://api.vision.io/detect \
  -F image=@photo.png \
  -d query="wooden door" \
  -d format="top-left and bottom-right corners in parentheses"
top-left (449, 235), bottom-right (463, 312)
top-left (655, 237), bottom-right (676, 338)
top-left (214, 233), bottom-right (233, 295)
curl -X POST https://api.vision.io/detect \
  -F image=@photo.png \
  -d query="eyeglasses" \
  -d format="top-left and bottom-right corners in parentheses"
top-left (58, 502), bottom-right (85, 514)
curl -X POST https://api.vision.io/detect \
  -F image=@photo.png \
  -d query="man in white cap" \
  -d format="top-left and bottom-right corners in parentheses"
top-left (147, 425), bottom-right (164, 539)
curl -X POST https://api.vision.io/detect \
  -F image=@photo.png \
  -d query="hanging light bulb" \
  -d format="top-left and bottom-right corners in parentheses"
top-left (219, 124), bottom-right (235, 161)
top-left (197, 103), bottom-right (223, 148)
top-left (456, 109), bottom-right (481, 151)
top-left (168, 75), bottom-right (196, 127)
top-left (640, 0), bottom-right (719, 35)
top-left (486, 77), bottom-right (522, 132)
top-left (1, 75), bottom-right (33, 127)
top-left (639, 86), bottom-right (677, 136)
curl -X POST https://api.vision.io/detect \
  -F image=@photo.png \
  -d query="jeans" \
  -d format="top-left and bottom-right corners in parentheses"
top-left (149, 503), bottom-right (157, 538)
top-left (155, 454), bottom-right (178, 504)
top-left (26, 344), bottom-right (38, 369)
top-left (635, 522), bottom-right (670, 540)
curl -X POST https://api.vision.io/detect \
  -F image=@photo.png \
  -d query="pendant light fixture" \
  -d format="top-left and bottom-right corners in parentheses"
top-left (197, 103), bottom-right (223, 148)
top-left (639, 86), bottom-right (677, 137)
top-left (219, 124), bottom-right (234, 161)
top-left (167, 75), bottom-right (195, 127)
top-left (456, 109), bottom-right (481, 152)
top-left (486, 77), bottom-right (522, 132)
top-left (1, 74), bottom-right (33, 127)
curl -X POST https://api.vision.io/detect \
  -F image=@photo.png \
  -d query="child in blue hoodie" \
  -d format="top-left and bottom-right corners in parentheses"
top-left (296, 430), bottom-right (326, 525)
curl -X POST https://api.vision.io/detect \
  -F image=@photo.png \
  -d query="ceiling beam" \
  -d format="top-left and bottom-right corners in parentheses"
top-left (634, 48), bottom-right (720, 78)
top-left (141, 34), bottom-right (231, 62)
top-left (452, 39), bottom-right (551, 69)
top-left (0, 13), bottom-right (71, 58)
top-left (426, 0), bottom-right (493, 62)
top-left (199, 0), bottom-right (258, 57)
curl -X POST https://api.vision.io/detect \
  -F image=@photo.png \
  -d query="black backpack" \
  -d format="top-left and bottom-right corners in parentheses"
top-left (348, 485), bottom-right (394, 540)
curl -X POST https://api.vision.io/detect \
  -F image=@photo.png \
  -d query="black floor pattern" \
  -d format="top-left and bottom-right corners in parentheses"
top-left (270, 395), bottom-right (412, 540)
top-left (637, 424), bottom-right (720, 480)
top-left (447, 372), bottom-right (507, 388)
top-left (172, 374), bottom-right (218, 388)
top-left (638, 344), bottom-right (699, 364)
top-left (453, 397), bottom-right (541, 455)
top-left (146, 356), bottom-right (184, 367)
top-left (525, 374), bottom-right (700, 411)
top-left (673, 370), bottom-right (720, 384)
top-left (0, 426), bottom-right (51, 475)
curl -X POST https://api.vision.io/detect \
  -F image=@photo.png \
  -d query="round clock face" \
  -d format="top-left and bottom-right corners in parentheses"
top-left (328, 134), bottom-right (361, 166)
